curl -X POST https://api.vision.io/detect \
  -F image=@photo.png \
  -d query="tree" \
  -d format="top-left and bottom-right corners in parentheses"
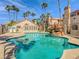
top-left (15, 7), bottom-right (19, 22)
top-left (31, 12), bottom-right (36, 17)
top-left (57, 0), bottom-right (62, 25)
top-left (40, 14), bottom-right (45, 21)
top-left (40, 13), bottom-right (50, 32)
top-left (5, 5), bottom-right (19, 22)
top-left (41, 2), bottom-right (48, 10)
top-left (5, 5), bottom-right (11, 21)
top-left (12, 5), bottom-right (19, 22)
top-left (23, 11), bottom-right (31, 20)
top-left (32, 19), bottom-right (36, 24)
top-left (41, 2), bottom-right (48, 32)
top-left (45, 13), bottom-right (50, 31)
top-left (7, 20), bottom-right (16, 26)
top-left (23, 13), bottom-right (26, 20)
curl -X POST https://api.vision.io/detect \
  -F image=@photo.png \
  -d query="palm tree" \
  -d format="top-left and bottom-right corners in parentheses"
top-left (41, 2), bottom-right (48, 31)
top-left (12, 5), bottom-right (19, 22)
top-left (11, 5), bottom-right (16, 21)
top-left (32, 19), bottom-right (36, 24)
top-left (15, 7), bottom-right (19, 22)
top-left (41, 2), bottom-right (48, 10)
top-left (40, 13), bottom-right (49, 31)
top-left (45, 13), bottom-right (50, 31)
top-left (31, 12), bottom-right (36, 17)
top-left (57, 0), bottom-right (62, 25)
top-left (40, 14), bottom-right (46, 22)
top-left (23, 13), bottom-right (26, 20)
top-left (23, 11), bottom-right (31, 20)
top-left (46, 13), bottom-right (50, 20)
top-left (40, 13), bottom-right (50, 31)
top-left (40, 14), bottom-right (45, 31)
top-left (5, 5), bottom-right (11, 21)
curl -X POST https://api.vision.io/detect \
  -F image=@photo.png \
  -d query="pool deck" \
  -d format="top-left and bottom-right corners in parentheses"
top-left (62, 35), bottom-right (79, 45)
top-left (0, 32), bottom-right (48, 39)
top-left (0, 45), bottom-right (4, 59)
top-left (0, 32), bottom-right (25, 39)
top-left (61, 35), bottom-right (79, 59)
top-left (61, 48), bottom-right (79, 59)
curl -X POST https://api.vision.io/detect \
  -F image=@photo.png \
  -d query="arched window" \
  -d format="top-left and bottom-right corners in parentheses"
top-left (72, 25), bottom-right (78, 30)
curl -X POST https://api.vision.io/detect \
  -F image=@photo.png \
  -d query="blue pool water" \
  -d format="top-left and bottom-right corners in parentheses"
top-left (7, 32), bottom-right (79, 59)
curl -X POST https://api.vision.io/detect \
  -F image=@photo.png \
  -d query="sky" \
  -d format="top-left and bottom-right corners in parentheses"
top-left (0, 0), bottom-right (79, 24)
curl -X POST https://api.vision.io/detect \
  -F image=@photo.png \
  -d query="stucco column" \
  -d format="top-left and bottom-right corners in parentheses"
top-left (67, 0), bottom-right (71, 34)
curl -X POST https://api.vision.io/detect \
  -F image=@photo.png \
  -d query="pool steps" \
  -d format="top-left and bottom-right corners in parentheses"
top-left (0, 40), bottom-right (16, 59)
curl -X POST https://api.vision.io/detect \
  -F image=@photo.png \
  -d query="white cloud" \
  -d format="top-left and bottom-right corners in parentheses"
top-left (6, 0), bottom-right (27, 8)
top-left (6, 0), bottom-right (36, 11)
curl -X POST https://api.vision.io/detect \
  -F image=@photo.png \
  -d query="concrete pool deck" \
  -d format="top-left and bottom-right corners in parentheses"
top-left (60, 35), bottom-right (79, 59)
top-left (61, 48), bottom-right (79, 59)
top-left (0, 45), bottom-right (4, 59)
top-left (0, 32), bottom-right (48, 39)
top-left (62, 35), bottom-right (79, 45)
top-left (0, 32), bottom-right (25, 39)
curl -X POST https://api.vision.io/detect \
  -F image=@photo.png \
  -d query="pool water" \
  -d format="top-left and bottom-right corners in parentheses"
top-left (7, 32), bottom-right (79, 59)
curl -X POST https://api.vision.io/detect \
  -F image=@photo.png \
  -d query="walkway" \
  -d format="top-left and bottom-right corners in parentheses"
top-left (61, 48), bottom-right (79, 59)
top-left (61, 35), bottom-right (79, 59)
top-left (0, 45), bottom-right (4, 59)
top-left (0, 32), bottom-right (25, 39)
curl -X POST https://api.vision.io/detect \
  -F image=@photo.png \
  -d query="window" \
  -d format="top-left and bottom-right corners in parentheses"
top-left (71, 14), bottom-right (75, 17)
top-left (72, 25), bottom-right (78, 30)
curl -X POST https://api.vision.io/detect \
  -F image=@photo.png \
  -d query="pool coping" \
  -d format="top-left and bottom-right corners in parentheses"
top-left (61, 48), bottom-right (79, 59)
top-left (60, 35), bottom-right (79, 59)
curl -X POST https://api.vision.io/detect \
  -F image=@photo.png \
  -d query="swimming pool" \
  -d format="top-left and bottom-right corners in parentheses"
top-left (7, 32), bottom-right (79, 59)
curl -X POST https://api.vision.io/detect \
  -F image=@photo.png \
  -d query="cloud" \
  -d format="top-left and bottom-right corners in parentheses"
top-left (0, 6), bottom-right (6, 11)
top-left (7, 0), bottom-right (26, 8)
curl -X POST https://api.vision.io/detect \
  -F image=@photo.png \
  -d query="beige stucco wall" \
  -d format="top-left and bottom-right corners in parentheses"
top-left (63, 8), bottom-right (70, 33)
top-left (48, 18), bottom-right (59, 25)
top-left (8, 20), bottom-right (39, 33)
top-left (64, 7), bottom-right (79, 36)
top-left (70, 16), bottom-right (79, 36)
